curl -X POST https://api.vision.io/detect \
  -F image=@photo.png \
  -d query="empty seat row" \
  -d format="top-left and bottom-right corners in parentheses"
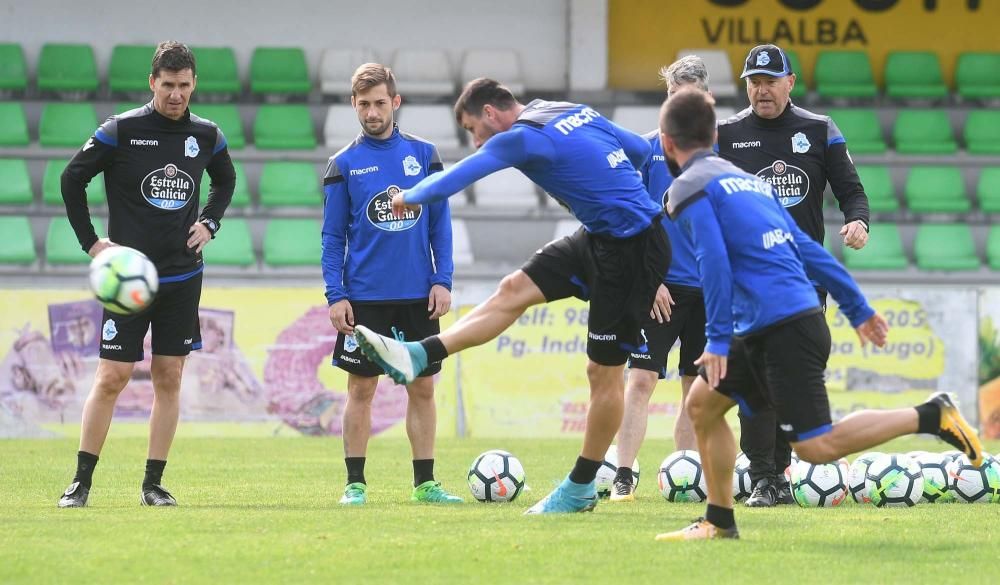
top-left (0, 43), bottom-right (526, 99)
top-left (0, 216), bottom-right (474, 268)
top-left (842, 223), bottom-right (1000, 272)
top-left (844, 165), bottom-right (1000, 214)
top-left (828, 108), bottom-right (1000, 155)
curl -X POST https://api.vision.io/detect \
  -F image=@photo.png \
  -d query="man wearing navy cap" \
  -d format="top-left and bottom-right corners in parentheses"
top-left (716, 43), bottom-right (871, 508)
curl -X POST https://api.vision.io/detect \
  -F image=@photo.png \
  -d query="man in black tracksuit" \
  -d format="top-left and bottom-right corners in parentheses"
top-left (57, 42), bottom-right (235, 508)
top-left (716, 44), bottom-right (870, 507)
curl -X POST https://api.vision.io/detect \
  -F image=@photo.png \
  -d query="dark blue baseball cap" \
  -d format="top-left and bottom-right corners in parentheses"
top-left (740, 44), bottom-right (792, 78)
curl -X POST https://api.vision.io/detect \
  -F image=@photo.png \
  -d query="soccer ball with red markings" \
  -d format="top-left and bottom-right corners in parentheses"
top-left (848, 452), bottom-right (884, 504)
top-left (88, 246), bottom-right (159, 314)
top-left (864, 454), bottom-right (923, 507)
top-left (467, 450), bottom-right (525, 503)
top-left (595, 444), bottom-right (639, 498)
top-left (790, 460), bottom-right (848, 507)
top-left (914, 452), bottom-right (956, 503)
top-left (949, 453), bottom-right (1000, 504)
top-left (658, 450), bottom-right (707, 502)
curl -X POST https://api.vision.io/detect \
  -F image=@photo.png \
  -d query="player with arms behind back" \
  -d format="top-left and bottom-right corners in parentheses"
top-left (654, 88), bottom-right (983, 541)
top-left (322, 63), bottom-right (460, 505)
top-left (57, 41), bottom-right (235, 508)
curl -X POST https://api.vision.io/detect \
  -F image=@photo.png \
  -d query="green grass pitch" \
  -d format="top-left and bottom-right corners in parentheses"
top-left (1, 435), bottom-right (997, 584)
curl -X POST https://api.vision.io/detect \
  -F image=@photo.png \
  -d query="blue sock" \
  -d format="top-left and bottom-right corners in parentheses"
top-left (405, 342), bottom-right (429, 372)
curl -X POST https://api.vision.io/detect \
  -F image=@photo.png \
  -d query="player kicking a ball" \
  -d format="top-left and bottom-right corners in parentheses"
top-left (653, 88), bottom-right (983, 540)
top-left (355, 78), bottom-right (672, 514)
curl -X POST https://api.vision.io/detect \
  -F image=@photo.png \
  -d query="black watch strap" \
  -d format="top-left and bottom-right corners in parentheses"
top-left (200, 218), bottom-right (219, 238)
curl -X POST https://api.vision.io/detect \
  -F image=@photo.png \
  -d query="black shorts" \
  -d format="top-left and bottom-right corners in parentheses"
top-left (521, 218), bottom-right (670, 366)
top-left (99, 271), bottom-right (203, 362)
top-left (628, 285), bottom-right (706, 378)
top-left (332, 301), bottom-right (442, 378)
top-left (704, 310), bottom-right (833, 443)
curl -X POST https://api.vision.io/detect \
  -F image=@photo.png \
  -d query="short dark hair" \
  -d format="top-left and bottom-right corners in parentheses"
top-left (659, 87), bottom-right (716, 150)
top-left (151, 41), bottom-right (196, 78)
top-left (453, 78), bottom-right (517, 123)
top-left (351, 62), bottom-right (397, 97)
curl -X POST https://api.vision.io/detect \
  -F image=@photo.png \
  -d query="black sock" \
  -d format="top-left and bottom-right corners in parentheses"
top-left (915, 402), bottom-right (942, 434)
top-left (345, 457), bottom-right (366, 485)
top-left (73, 451), bottom-right (99, 489)
top-left (568, 456), bottom-right (603, 484)
top-left (615, 466), bottom-right (634, 484)
top-left (706, 503), bottom-right (736, 530)
top-left (143, 459), bottom-right (166, 488)
top-left (419, 336), bottom-right (449, 364)
top-left (413, 459), bottom-right (435, 486)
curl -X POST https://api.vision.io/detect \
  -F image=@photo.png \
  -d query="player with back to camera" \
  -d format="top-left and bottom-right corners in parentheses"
top-left (611, 55), bottom-right (710, 502)
top-left (322, 63), bottom-right (460, 505)
top-left (717, 43), bottom-right (871, 507)
top-left (653, 87), bottom-right (983, 541)
top-left (57, 41), bottom-right (235, 508)
top-left (354, 78), bottom-right (673, 514)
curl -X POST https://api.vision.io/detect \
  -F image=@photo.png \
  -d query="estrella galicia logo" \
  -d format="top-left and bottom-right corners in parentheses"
top-left (141, 164), bottom-right (195, 210)
top-left (102, 319), bottom-right (118, 341)
top-left (756, 160), bottom-right (810, 208)
top-left (402, 155), bottom-right (421, 177)
top-left (366, 185), bottom-right (421, 231)
top-left (343, 334), bottom-right (358, 353)
top-left (184, 136), bottom-right (200, 158)
top-left (756, 51), bottom-right (771, 67)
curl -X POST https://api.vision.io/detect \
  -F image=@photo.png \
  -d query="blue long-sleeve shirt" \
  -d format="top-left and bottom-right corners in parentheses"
top-left (666, 150), bottom-right (874, 356)
top-left (321, 127), bottom-right (452, 304)
top-left (404, 100), bottom-right (660, 238)
top-left (640, 130), bottom-right (700, 289)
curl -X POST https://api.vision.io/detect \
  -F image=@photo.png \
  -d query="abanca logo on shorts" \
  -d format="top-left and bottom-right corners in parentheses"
top-left (141, 163), bottom-right (195, 210)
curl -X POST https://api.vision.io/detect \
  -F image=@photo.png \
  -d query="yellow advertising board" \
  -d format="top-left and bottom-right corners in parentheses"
top-left (609, 0), bottom-right (999, 89)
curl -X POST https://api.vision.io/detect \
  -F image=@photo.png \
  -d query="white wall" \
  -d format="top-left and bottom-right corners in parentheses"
top-left (0, 0), bottom-right (573, 90)
top-left (568, 0), bottom-right (608, 91)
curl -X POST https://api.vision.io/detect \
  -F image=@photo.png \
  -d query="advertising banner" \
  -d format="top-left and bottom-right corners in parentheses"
top-left (608, 0), bottom-right (999, 90)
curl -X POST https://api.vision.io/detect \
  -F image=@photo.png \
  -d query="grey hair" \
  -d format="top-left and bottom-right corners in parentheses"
top-left (659, 55), bottom-right (710, 94)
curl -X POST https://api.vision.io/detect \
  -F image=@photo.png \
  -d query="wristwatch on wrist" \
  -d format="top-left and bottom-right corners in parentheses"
top-left (199, 217), bottom-right (219, 239)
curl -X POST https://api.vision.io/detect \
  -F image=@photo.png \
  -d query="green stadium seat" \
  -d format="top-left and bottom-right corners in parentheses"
top-left (43, 159), bottom-right (105, 206)
top-left (0, 102), bottom-right (30, 146)
top-left (826, 109), bottom-right (886, 154)
top-left (956, 52), bottom-right (1000, 100)
top-left (37, 43), bottom-right (98, 94)
top-left (263, 219), bottom-right (321, 266)
top-left (203, 218), bottom-right (255, 266)
top-left (190, 104), bottom-right (245, 149)
top-left (190, 47), bottom-right (241, 97)
top-left (200, 160), bottom-right (250, 208)
top-left (855, 165), bottom-right (897, 213)
top-left (115, 102), bottom-right (146, 114)
top-left (259, 162), bottom-right (321, 207)
top-left (39, 103), bottom-right (98, 148)
top-left (0, 159), bottom-right (33, 206)
top-left (815, 51), bottom-right (877, 99)
top-left (964, 111), bottom-right (1000, 155)
top-left (977, 168), bottom-right (1000, 213)
top-left (905, 166), bottom-right (969, 213)
top-left (786, 50), bottom-right (806, 100)
top-left (253, 105), bottom-right (316, 150)
top-left (914, 224), bottom-right (979, 271)
top-left (987, 226), bottom-right (1000, 270)
top-left (250, 47), bottom-right (311, 96)
top-left (0, 216), bottom-right (37, 264)
top-left (884, 51), bottom-right (947, 99)
top-left (109, 45), bottom-right (156, 94)
top-left (0, 44), bottom-right (28, 92)
top-left (893, 110), bottom-right (957, 154)
top-left (842, 222), bottom-right (907, 270)
top-left (46, 216), bottom-right (105, 265)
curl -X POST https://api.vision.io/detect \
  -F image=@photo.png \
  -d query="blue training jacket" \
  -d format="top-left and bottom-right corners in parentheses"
top-left (321, 126), bottom-right (453, 304)
top-left (666, 150), bottom-right (874, 356)
top-left (640, 130), bottom-right (700, 289)
top-left (403, 100), bottom-right (660, 238)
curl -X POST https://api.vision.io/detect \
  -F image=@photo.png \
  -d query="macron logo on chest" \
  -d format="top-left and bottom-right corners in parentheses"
top-left (350, 165), bottom-right (379, 176)
top-left (553, 107), bottom-right (601, 136)
top-left (130, 138), bottom-right (159, 147)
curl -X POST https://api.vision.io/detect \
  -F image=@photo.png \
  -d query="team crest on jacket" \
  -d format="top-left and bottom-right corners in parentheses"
top-left (791, 132), bottom-right (810, 154)
top-left (756, 160), bottom-right (810, 208)
top-left (184, 136), bottom-right (200, 158)
top-left (142, 163), bottom-right (195, 210)
top-left (367, 185), bottom-right (422, 231)
top-left (402, 155), bottom-right (422, 176)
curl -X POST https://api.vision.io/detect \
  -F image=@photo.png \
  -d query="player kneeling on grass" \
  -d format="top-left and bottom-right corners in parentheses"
top-left (323, 63), bottom-right (460, 505)
top-left (653, 88), bottom-right (984, 541)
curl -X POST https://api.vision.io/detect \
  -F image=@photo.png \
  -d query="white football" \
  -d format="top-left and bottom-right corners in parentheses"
top-left (88, 246), bottom-right (159, 314)
top-left (595, 444), bottom-right (639, 498)
top-left (467, 450), bottom-right (525, 503)
top-left (657, 450), bottom-right (707, 502)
